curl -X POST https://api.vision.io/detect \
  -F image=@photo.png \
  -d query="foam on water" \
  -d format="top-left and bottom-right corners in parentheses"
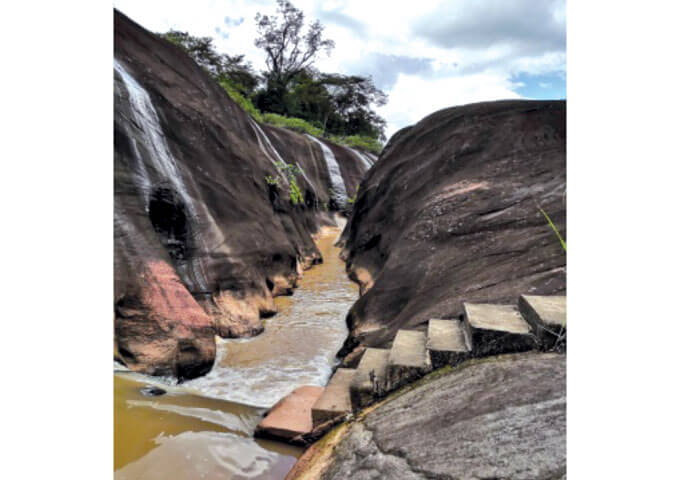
top-left (183, 228), bottom-right (357, 408)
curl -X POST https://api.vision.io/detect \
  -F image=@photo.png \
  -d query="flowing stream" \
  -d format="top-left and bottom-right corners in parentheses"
top-left (114, 225), bottom-right (358, 479)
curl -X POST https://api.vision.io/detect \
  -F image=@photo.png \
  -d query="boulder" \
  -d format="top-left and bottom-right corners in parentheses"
top-left (290, 353), bottom-right (566, 480)
top-left (337, 99), bottom-right (566, 355)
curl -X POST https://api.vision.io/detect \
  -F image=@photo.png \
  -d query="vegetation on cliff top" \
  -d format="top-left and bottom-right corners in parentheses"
top-left (160, 0), bottom-right (386, 154)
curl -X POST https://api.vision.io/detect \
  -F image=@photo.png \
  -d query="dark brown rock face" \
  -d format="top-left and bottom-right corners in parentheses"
top-left (317, 353), bottom-right (566, 480)
top-left (114, 10), bottom-right (369, 377)
top-left (337, 100), bottom-right (566, 355)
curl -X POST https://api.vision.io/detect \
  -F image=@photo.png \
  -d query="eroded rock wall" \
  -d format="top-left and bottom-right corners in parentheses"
top-left (114, 10), bottom-right (369, 377)
top-left (338, 100), bottom-right (566, 355)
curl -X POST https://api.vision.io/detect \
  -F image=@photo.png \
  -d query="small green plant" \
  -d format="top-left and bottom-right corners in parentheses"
top-left (539, 207), bottom-right (566, 252)
top-left (273, 161), bottom-right (305, 205)
top-left (289, 178), bottom-right (304, 205)
top-left (264, 175), bottom-right (279, 186)
top-left (347, 185), bottom-right (360, 205)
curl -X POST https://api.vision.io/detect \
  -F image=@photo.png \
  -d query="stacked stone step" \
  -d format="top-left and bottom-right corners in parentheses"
top-left (309, 295), bottom-right (567, 433)
top-left (426, 318), bottom-right (471, 369)
top-left (462, 303), bottom-right (537, 356)
top-left (311, 368), bottom-right (354, 428)
top-left (518, 295), bottom-right (566, 349)
top-left (349, 347), bottom-right (390, 412)
top-left (386, 329), bottom-right (432, 391)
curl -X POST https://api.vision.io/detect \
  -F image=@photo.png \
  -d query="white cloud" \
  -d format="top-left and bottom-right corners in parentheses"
top-left (379, 73), bottom-right (521, 138)
top-left (114, 0), bottom-right (566, 140)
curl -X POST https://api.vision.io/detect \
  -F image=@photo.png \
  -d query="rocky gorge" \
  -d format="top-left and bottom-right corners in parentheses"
top-left (114, 10), bottom-right (371, 379)
top-left (114, 8), bottom-right (566, 479)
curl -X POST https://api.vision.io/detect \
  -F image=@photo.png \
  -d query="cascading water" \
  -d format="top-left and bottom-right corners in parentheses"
top-left (349, 147), bottom-right (373, 170)
top-left (249, 118), bottom-right (320, 197)
top-left (306, 135), bottom-right (348, 208)
top-left (115, 59), bottom-right (192, 206)
top-left (115, 59), bottom-right (209, 292)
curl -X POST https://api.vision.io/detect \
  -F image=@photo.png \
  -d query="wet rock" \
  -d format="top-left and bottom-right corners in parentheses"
top-left (140, 385), bottom-right (167, 397)
top-left (291, 353), bottom-right (566, 480)
top-left (338, 99), bottom-right (566, 354)
top-left (114, 10), bottom-right (369, 377)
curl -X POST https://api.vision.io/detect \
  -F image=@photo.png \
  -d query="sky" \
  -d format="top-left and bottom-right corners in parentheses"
top-left (113, 0), bottom-right (566, 139)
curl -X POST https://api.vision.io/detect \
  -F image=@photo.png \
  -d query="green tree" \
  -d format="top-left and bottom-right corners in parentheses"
top-left (161, 30), bottom-right (259, 97)
top-left (254, 0), bottom-right (334, 114)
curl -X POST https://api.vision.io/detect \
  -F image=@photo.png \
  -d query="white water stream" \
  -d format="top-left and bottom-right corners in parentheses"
top-left (306, 135), bottom-right (348, 208)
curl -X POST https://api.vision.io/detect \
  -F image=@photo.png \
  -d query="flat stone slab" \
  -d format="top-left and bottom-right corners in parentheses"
top-left (426, 319), bottom-right (471, 369)
top-left (519, 295), bottom-right (566, 348)
top-left (463, 303), bottom-right (536, 356)
top-left (350, 348), bottom-right (390, 412)
top-left (254, 386), bottom-right (324, 442)
top-left (386, 330), bottom-right (431, 391)
top-left (312, 368), bottom-right (354, 427)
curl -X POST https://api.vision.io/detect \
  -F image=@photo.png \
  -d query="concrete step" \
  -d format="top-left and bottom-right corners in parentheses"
top-left (311, 368), bottom-right (354, 428)
top-left (386, 329), bottom-right (432, 391)
top-left (426, 319), bottom-right (471, 369)
top-left (349, 348), bottom-right (390, 412)
top-left (519, 295), bottom-right (566, 348)
top-left (254, 386), bottom-right (324, 443)
top-left (463, 303), bottom-right (536, 356)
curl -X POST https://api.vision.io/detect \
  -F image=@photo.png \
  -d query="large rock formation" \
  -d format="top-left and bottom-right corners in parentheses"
top-left (114, 10), bottom-right (370, 378)
top-left (289, 353), bottom-right (566, 480)
top-left (337, 100), bottom-right (566, 356)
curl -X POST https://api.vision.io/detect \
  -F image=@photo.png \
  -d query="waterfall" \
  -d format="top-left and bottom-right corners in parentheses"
top-left (306, 135), bottom-right (348, 208)
top-left (114, 59), bottom-right (209, 292)
top-left (248, 118), bottom-right (288, 184)
top-left (114, 60), bottom-right (193, 208)
top-left (349, 148), bottom-right (373, 170)
top-left (249, 119), bottom-right (320, 197)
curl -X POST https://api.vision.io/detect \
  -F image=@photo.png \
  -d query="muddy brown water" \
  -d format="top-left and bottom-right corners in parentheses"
top-left (114, 225), bottom-right (358, 479)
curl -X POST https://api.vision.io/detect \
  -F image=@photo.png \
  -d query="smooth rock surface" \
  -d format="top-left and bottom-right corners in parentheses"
top-left (255, 386), bottom-right (324, 442)
top-left (426, 319), bottom-right (470, 368)
top-left (312, 369), bottom-right (354, 427)
top-left (386, 330), bottom-right (431, 391)
top-left (337, 100), bottom-right (566, 355)
top-left (463, 303), bottom-right (536, 356)
top-left (296, 353), bottom-right (566, 480)
top-left (349, 348), bottom-right (390, 411)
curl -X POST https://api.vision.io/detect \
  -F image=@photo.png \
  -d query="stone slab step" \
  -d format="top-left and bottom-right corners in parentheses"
top-left (254, 386), bottom-right (324, 442)
top-left (426, 319), bottom-right (471, 369)
top-left (311, 368), bottom-right (354, 427)
top-left (463, 303), bottom-right (536, 356)
top-left (349, 348), bottom-right (390, 412)
top-left (519, 295), bottom-right (566, 348)
top-left (386, 329), bottom-right (432, 391)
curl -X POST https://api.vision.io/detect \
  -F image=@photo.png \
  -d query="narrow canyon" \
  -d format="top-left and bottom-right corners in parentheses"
top-left (114, 9), bottom-right (566, 480)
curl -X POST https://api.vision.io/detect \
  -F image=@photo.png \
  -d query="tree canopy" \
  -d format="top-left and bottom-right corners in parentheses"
top-left (254, 0), bottom-right (335, 92)
top-left (159, 0), bottom-right (388, 146)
